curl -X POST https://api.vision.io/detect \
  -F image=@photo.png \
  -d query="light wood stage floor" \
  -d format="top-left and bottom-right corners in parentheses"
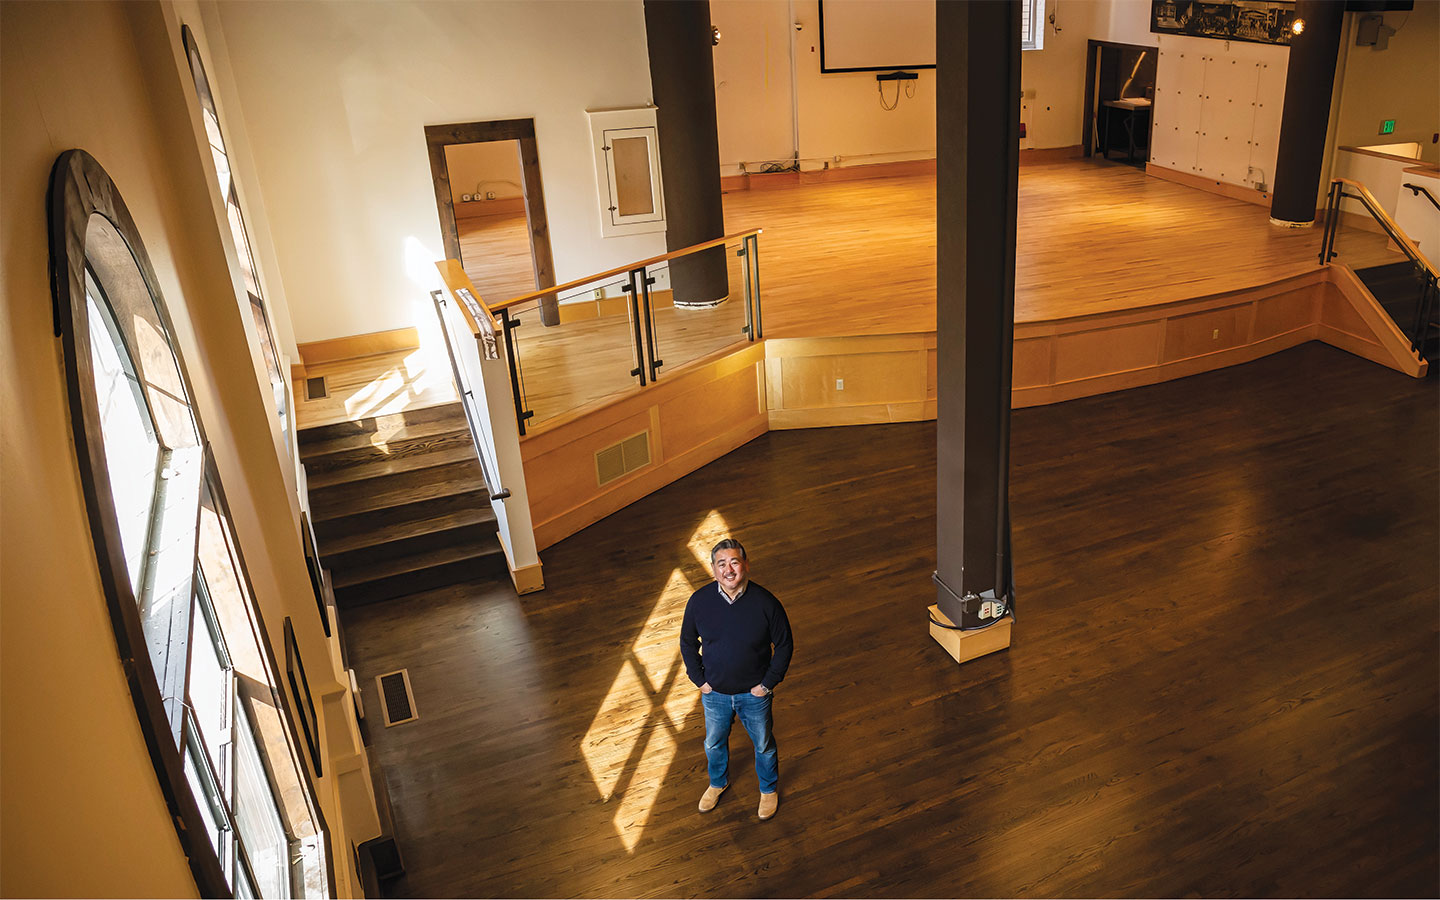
top-left (297, 160), bottom-right (1400, 431)
top-left (343, 342), bottom-right (1438, 898)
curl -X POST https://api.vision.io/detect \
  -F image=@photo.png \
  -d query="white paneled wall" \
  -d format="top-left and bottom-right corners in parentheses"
top-left (1151, 36), bottom-right (1288, 191)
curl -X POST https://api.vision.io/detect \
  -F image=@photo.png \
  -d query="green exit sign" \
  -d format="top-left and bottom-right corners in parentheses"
top-left (1381, 119), bottom-right (1396, 135)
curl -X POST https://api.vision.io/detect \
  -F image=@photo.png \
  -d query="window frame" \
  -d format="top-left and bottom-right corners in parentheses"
top-left (1022, 0), bottom-right (1046, 51)
top-left (48, 148), bottom-right (334, 899)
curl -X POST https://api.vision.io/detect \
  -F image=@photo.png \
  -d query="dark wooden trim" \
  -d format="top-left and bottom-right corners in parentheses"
top-left (300, 511), bottom-right (330, 637)
top-left (284, 617), bottom-right (323, 777)
top-left (424, 119), bottom-right (558, 323)
top-left (48, 148), bottom-right (232, 899)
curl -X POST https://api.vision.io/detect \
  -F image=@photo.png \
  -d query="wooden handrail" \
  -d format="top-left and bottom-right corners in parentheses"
top-left (488, 227), bottom-right (763, 312)
top-left (1332, 177), bottom-right (1439, 280)
top-left (434, 258), bottom-right (500, 337)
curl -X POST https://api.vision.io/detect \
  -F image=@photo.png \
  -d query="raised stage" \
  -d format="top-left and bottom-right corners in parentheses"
top-left (298, 160), bottom-right (1420, 548)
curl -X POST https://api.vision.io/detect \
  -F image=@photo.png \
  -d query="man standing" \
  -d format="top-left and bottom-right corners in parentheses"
top-left (680, 538), bottom-right (793, 820)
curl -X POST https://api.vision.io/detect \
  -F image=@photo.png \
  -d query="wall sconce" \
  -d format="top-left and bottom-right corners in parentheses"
top-left (711, 25), bottom-right (721, 46)
top-left (1290, 17), bottom-right (1306, 35)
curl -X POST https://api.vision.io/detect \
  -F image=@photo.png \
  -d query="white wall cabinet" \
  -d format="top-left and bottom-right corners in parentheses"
top-left (587, 107), bottom-right (666, 238)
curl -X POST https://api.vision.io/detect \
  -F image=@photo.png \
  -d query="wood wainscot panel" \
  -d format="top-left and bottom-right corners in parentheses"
top-left (778, 351), bottom-right (926, 409)
top-left (659, 365), bottom-right (766, 459)
top-left (1252, 285), bottom-right (1321, 341)
top-left (1162, 304), bottom-right (1253, 363)
top-left (522, 343), bottom-right (768, 550)
top-left (1011, 338), bottom-right (1052, 389)
top-left (1053, 321), bottom-right (1162, 383)
top-left (522, 409), bottom-right (654, 528)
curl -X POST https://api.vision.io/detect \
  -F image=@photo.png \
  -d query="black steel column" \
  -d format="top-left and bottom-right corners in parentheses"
top-left (934, 0), bottom-right (1020, 627)
top-left (1270, 0), bottom-right (1346, 226)
top-left (644, 0), bottom-right (728, 306)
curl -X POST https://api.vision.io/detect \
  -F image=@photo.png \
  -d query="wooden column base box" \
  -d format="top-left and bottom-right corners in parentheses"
top-left (928, 604), bottom-right (1012, 665)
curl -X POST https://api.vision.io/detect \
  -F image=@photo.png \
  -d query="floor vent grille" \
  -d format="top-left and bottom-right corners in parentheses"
top-left (376, 669), bottom-right (418, 727)
top-left (305, 376), bottom-right (328, 400)
top-left (595, 430), bottom-right (651, 486)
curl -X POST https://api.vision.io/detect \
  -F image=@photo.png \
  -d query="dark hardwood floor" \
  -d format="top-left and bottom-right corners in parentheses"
top-left (344, 342), bottom-right (1438, 898)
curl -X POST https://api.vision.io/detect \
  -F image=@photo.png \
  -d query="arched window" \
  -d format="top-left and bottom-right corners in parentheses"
top-left (49, 150), bottom-right (327, 899)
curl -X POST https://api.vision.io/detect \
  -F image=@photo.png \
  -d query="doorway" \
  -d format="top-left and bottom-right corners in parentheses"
top-left (425, 119), bottom-right (558, 322)
top-left (1083, 41), bottom-right (1157, 168)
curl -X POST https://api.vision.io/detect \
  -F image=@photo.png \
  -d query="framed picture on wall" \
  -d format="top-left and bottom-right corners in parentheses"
top-left (284, 617), bottom-right (323, 777)
top-left (1151, 0), bottom-right (1295, 46)
top-left (300, 512), bottom-right (331, 637)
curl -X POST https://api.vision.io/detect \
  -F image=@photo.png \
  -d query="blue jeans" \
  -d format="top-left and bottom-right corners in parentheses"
top-left (702, 690), bottom-right (779, 794)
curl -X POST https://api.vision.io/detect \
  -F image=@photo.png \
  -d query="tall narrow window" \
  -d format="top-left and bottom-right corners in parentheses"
top-left (182, 25), bottom-right (291, 453)
top-left (1022, 0), bottom-right (1046, 50)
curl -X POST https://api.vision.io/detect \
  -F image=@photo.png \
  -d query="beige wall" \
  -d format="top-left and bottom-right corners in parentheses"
top-left (1, 3), bottom-right (211, 894)
top-left (445, 140), bottom-right (525, 205)
top-left (2, 1), bottom-right (353, 894)
top-left (214, 0), bottom-right (664, 343)
top-left (1332, 2), bottom-right (1440, 164)
top-left (1021, 0), bottom-right (1102, 151)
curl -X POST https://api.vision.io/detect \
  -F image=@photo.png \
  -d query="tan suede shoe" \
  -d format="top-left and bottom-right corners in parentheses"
top-left (758, 791), bottom-right (778, 820)
top-left (698, 784), bottom-right (727, 813)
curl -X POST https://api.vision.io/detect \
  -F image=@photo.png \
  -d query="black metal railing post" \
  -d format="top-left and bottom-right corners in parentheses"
top-left (499, 308), bottom-right (534, 435)
top-left (622, 271), bottom-right (648, 386)
top-left (737, 241), bottom-right (754, 340)
top-left (748, 233), bottom-right (763, 341)
top-left (1320, 181), bottom-right (1341, 265)
top-left (636, 266), bottom-right (663, 381)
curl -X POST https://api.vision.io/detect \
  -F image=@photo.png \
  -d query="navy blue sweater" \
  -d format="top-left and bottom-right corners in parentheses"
top-left (680, 581), bottom-right (793, 694)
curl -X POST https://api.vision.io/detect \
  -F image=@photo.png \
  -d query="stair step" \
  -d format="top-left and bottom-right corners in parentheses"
top-left (299, 416), bottom-right (472, 466)
top-left (298, 402), bottom-right (465, 447)
top-left (332, 541), bottom-right (508, 608)
top-left (321, 507), bottom-right (497, 563)
top-left (309, 459), bottom-right (485, 520)
top-left (306, 442), bottom-right (479, 490)
top-left (313, 490), bottom-right (492, 542)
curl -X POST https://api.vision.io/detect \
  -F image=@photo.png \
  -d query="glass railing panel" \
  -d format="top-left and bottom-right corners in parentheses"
top-left (503, 281), bottom-right (647, 429)
top-left (643, 236), bottom-right (755, 379)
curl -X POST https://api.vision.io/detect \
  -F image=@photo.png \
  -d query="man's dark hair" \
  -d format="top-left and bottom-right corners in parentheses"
top-left (711, 538), bottom-right (747, 565)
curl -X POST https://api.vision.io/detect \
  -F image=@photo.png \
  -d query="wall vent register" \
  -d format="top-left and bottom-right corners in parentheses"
top-left (595, 430), bottom-right (652, 486)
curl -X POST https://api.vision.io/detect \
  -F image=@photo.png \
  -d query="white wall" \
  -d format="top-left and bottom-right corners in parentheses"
top-left (1331, 2), bottom-right (1440, 165)
top-left (1021, 0), bottom-right (1102, 151)
top-left (714, 0), bottom-right (1109, 176)
top-left (712, 0), bottom-right (797, 170)
top-left (1090, 0), bottom-right (1160, 47)
top-left (215, 0), bottom-right (663, 343)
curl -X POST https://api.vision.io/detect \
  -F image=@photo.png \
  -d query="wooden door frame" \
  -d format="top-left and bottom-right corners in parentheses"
top-left (1082, 40), bottom-right (1158, 160)
top-left (425, 118), bottom-right (557, 321)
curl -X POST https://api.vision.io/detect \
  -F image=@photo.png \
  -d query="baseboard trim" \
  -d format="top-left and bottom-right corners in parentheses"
top-left (1020, 145), bottom-right (1083, 165)
top-left (1146, 163), bottom-right (1272, 207)
top-left (299, 327), bottom-right (420, 367)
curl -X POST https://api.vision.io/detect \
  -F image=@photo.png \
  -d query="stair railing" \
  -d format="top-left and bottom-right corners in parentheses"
top-left (475, 228), bottom-right (764, 435)
top-left (430, 286), bottom-right (510, 501)
top-left (1319, 177), bottom-right (1438, 355)
top-left (1402, 182), bottom-right (1440, 212)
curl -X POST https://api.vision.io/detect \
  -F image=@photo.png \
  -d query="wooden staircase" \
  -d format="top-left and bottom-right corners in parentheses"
top-left (299, 402), bottom-right (507, 607)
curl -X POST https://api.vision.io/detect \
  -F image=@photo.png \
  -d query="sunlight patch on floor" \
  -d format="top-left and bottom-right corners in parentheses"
top-left (580, 510), bottom-right (734, 852)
